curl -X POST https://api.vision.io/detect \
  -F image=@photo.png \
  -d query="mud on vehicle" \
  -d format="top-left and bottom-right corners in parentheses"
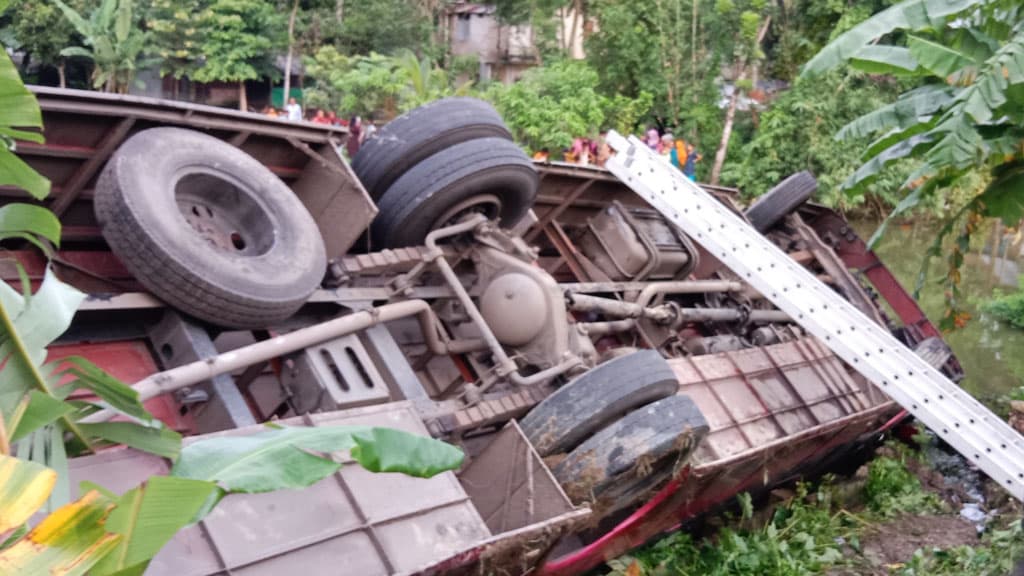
top-left (14, 87), bottom-right (966, 575)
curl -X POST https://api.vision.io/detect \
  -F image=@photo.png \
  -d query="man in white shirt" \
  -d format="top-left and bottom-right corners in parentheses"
top-left (285, 97), bottom-right (302, 122)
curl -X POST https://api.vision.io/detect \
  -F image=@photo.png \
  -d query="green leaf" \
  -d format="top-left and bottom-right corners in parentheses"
top-left (836, 85), bottom-right (954, 141)
top-left (1, 524), bottom-right (28, 551)
top-left (171, 425), bottom-right (464, 493)
top-left (48, 424), bottom-right (69, 512)
top-left (842, 134), bottom-right (933, 192)
top-left (0, 51), bottom-right (43, 130)
top-left (90, 476), bottom-right (219, 576)
top-left (0, 268), bottom-right (85, 424)
top-left (0, 453), bottom-right (57, 533)
top-left (10, 390), bottom-right (73, 442)
top-left (801, 0), bottom-right (983, 75)
top-left (0, 490), bottom-right (121, 576)
top-left (52, 0), bottom-right (94, 39)
top-left (0, 126), bottom-right (44, 144)
top-left (55, 356), bottom-right (152, 423)
top-left (864, 115), bottom-right (939, 157)
top-left (977, 162), bottom-right (1024, 225)
top-left (349, 427), bottom-right (466, 477)
top-left (0, 150), bottom-right (51, 201)
top-left (60, 46), bottom-right (95, 59)
top-left (0, 203), bottom-right (61, 245)
top-left (848, 46), bottom-right (921, 75)
top-left (78, 422), bottom-right (182, 460)
top-left (920, 114), bottom-right (984, 171)
top-left (908, 35), bottom-right (975, 77)
top-left (12, 268), bottom-right (84, 352)
top-left (114, 0), bottom-right (132, 44)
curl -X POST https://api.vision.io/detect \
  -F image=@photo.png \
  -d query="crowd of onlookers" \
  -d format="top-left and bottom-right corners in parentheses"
top-left (260, 98), bottom-right (699, 176)
top-left (532, 127), bottom-right (701, 180)
top-left (261, 97), bottom-right (377, 157)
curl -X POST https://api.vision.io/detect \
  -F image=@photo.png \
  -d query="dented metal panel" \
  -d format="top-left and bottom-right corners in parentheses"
top-left (67, 403), bottom-right (492, 576)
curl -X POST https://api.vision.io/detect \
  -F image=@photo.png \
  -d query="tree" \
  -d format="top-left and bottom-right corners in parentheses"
top-left (321, 0), bottom-right (432, 57)
top-left (394, 49), bottom-right (473, 111)
top-left (144, 0), bottom-right (212, 91)
top-left (485, 60), bottom-right (606, 152)
top-left (282, 0), bottom-right (299, 107)
top-left (192, 0), bottom-right (282, 111)
top-left (802, 0), bottom-right (1024, 328)
top-left (304, 48), bottom-right (405, 117)
top-left (584, 0), bottom-right (725, 155)
top-left (707, 5), bottom-right (772, 184)
top-left (4, 0), bottom-right (84, 87)
top-left (723, 70), bottom-right (906, 210)
top-left (53, 0), bottom-right (151, 93)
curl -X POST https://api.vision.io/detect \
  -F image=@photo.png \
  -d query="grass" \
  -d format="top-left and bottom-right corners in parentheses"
top-left (606, 444), bottom-right (1023, 576)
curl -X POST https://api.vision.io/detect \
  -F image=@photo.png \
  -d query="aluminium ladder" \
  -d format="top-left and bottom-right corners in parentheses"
top-left (604, 131), bottom-right (1024, 502)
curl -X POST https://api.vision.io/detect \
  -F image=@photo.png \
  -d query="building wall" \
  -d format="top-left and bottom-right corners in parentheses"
top-left (449, 11), bottom-right (501, 63)
top-left (446, 3), bottom-right (587, 84)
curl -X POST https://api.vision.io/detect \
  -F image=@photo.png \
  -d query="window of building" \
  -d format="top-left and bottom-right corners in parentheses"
top-left (455, 15), bottom-right (471, 42)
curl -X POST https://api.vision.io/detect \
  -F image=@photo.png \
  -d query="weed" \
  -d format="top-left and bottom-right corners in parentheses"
top-left (864, 453), bottom-right (944, 518)
top-left (607, 484), bottom-right (857, 576)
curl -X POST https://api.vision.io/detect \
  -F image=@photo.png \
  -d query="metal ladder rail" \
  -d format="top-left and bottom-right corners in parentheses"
top-left (604, 131), bottom-right (1024, 501)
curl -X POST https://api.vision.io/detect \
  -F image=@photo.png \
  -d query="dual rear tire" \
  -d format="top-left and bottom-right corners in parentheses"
top-left (352, 98), bottom-right (538, 249)
top-left (520, 350), bottom-right (708, 518)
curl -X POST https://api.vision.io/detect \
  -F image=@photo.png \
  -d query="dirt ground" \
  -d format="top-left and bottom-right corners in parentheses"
top-left (837, 514), bottom-right (980, 574)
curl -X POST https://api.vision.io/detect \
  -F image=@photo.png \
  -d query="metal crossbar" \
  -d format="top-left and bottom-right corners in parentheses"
top-left (604, 131), bottom-right (1024, 501)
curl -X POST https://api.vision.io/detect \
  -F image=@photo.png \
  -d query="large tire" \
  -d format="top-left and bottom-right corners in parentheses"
top-left (94, 127), bottom-right (327, 329)
top-left (552, 394), bottom-right (708, 516)
top-left (744, 171), bottom-right (818, 233)
top-left (352, 98), bottom-right (513, 199)
top-left (371, 137), bottom-right (537, 248)
top-left (519, 350), bottom-right (679, 457)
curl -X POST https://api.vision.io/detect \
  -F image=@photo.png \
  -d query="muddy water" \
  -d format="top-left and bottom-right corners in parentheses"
top-left (851, 219), bottom-right (1024, 406)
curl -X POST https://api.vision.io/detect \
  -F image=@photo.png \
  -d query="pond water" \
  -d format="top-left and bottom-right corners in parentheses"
top-left (851, 219), bottom-right (1024, 406)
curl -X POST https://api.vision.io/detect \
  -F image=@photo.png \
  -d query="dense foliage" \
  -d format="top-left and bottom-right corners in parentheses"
top-left (801, 0), bottom-right (1024, 326)
top-left (608, 448), bottom-right (1023, 576)
top-left (53, 0), bottom-right (154, 93)
top-left (608, 485), bottom-right (853, 576)
top-left (982, 276), bottom-right (1024, 329)
top-left (724, 70), bottom-right (908, 208)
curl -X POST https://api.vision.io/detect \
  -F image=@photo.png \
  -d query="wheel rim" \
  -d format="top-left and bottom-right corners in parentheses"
top-left (431, 193), bottom-right (502, 231)
top-left (175, 170), bottom-right (276, 256)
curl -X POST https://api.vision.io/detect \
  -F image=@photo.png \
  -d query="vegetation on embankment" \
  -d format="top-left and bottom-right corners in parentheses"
top-left (606, 441), bottom-right (1024, 576)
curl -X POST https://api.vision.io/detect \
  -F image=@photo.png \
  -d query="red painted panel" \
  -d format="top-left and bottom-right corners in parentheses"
top-left (46, 340), bottom-right (192, 432)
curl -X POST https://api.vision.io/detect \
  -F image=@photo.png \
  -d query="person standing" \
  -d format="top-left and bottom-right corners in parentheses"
top-left (596, 131), bottom-right (611, 167)
top-left (346, 116), bottom-right (363, 158)
top-left (285, 97), bottom-right (302, 121)
top-left (645, 128), bottom-right (661, 151)
top-left (683, 143), bottom-right (701, 181)
top-left (659, 134), bottom-right (675, 163)
top-left (311, 109), bottom-right (331, 124)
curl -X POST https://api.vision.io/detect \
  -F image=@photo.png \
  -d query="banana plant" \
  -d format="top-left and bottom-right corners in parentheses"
top-left (801, 0), bottom-right (1024, 329)
top-left (0, 33), bottom-right (49, 200)
top-left (395, 49), bottom-right (474, 111)
top-left (0, 425), bottom-right (464, 576)
top-left (53, 0), bottom-right (156, 93)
